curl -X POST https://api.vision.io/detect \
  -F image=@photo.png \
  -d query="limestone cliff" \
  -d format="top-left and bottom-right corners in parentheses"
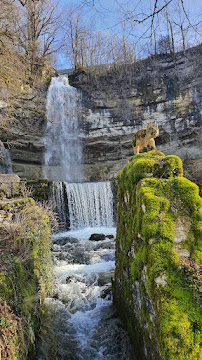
top-left (1, 45), bottom-right (201, 183)
top-left (69, 44), bottom-right (202, 182)
top-left (0, 74), bottom-right (53, 179)
top-left (113, 150), bottom-right (202, 360)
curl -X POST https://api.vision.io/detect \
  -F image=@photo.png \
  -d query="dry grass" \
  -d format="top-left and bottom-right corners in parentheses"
top-left (0, 196), bottom-right (58, 274)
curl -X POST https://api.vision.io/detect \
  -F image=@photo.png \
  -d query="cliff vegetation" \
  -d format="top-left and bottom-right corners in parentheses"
top-left (113, 150), bottom-right (202, 360)
top-left (0, 180), bottom-right (55, 359)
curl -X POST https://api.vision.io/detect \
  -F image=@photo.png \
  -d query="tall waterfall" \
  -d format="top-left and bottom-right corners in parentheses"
top-left (52, 181), bottom-right (114, 229)
top-left (38, 75), bottom-right (135, 360)
top-left (43, 76), bottom-right (82, 182)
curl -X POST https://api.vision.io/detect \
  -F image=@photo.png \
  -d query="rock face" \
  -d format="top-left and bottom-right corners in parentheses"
top-left (1, 45), bottom-right (201, 181)
top-left (0, 174), bottom-right (20, 198)
top-left (113, 150), bottom-right (202, 360)
top-left (69, 44), bottom-right (202, 181)
top-left (0, 82), bottom-right (48, 179)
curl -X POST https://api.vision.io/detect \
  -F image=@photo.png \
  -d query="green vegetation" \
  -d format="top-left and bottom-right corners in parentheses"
top-left (0, 197), bottom-right (54, 359)
top-left (113, 150), bottom-right (202, 360)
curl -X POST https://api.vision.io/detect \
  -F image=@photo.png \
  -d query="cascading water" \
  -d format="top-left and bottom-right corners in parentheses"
top-left (43, 76), bottom-right (82, 182)
top-left (38, 75), bottom-right (135, 359)
top-left (52, 181), bottom-right (114, 230)
top-left (37, 181), bottom-right (135, 359)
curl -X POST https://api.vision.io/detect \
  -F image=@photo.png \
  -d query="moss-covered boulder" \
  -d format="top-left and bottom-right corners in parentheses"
top-left (89, 233), bottom-right (106, 241)
top-left (113, 150), bottom-right (201, 360)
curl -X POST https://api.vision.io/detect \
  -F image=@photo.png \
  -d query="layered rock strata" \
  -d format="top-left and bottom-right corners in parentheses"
top-left (1, 45), bottom-right (201, 181)
top-left (69, 44), bottom-right (202, 181)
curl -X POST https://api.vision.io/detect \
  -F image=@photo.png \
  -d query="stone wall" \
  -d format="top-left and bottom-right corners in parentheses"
top-left (113, 150), bottom-right (202, 360)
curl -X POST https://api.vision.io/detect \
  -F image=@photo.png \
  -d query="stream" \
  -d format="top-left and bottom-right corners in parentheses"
top-left (37, 227), bottom-right (135, 360)
top-left (39, 76), bottom-right (135, 359)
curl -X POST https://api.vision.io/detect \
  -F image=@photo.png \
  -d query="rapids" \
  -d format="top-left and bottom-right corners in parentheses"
top-left (39, 76), bottom-right (135, 359)
top-left (37, 227), bottom-right (135, 360)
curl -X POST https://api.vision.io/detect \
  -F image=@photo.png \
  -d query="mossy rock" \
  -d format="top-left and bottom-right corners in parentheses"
top-left (0, 197), bottom-right (35, 211)
top-left (89, 233), bottom-right (106, 241)
top-left (0, 196), bottom-right (54, 359)
top-left (162, 155), bottom-right (183, 178)
top-left (114, 151), bottom-right (202, 360)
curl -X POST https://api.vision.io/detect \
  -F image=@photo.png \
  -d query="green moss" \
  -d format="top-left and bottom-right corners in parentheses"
top-left (131, 245), bottom-right (147, 280)
top-left (0, 199), bottom-right (54, 359)
top-left (163, 155), bottom-right (183, 178)
top-left (128, 150), bottom-right (165, 163)
top-left (124, 158), bottom-right (156, 190)
top-left (158, 299), bottom-right (201, 360)
top-left (172, 177), bottom-right (200, 212)
top-left (1, 197), bottom-right (35, 211)
top-left (113, 151), bottom-right (202, 360)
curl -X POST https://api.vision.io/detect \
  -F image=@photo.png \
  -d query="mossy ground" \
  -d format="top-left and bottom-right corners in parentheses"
top-left (113, 150), bottom-right (202, 360)
top-left (0, 197), bottom-right (54, 359)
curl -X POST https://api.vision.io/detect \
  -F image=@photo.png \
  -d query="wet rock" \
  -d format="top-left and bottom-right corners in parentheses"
top-left (106, 234), bottom-right (114, 239)
top-left (66, 276), bottom-right (72, 283)
top-left (95, 241), bottom-right (115, 250)
top-left (53, 236), bottom-right (79, 245)
top-left (98, 272), bottom-right (114, 286)
top-left (100, 285), bottom-right (112, 299)
top-left (89, 233), bottom-right (106, 241)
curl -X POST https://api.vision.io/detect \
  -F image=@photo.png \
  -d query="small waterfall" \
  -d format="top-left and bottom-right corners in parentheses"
top-left (51, 182), bottom-right (69, 229)
top-left (65, 181), bottom-right (114, 229)
top-left (0, 147), bottom-right (13, 174)
top-left (52, 181), bottom-right (114, 230)
top-left (43, 76), bottom-right (82, 182)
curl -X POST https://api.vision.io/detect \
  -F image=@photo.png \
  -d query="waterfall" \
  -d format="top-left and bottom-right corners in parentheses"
top-left (43, 76), bottom-right (82, 182)
top-left (51, 182), bottom-right (69, 229)
top-left (52, 181), bottom-right (114, 229)
top-left (0, 147), bottom-right (13, 174)
top-left (37, 181), bottom-right (135, 360)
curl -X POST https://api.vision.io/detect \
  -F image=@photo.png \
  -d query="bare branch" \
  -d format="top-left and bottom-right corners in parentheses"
top-left (132, 0), bottom-right (174, 24)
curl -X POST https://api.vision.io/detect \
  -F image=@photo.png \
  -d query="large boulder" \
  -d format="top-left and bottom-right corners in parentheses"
top-left (113, 150), bottom-right (202, 360)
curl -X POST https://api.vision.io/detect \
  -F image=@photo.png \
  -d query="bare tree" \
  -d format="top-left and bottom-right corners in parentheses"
top-left (17, 0), bottom-right (61, 80)
top-left (62, 7), bottom-right (86, 69)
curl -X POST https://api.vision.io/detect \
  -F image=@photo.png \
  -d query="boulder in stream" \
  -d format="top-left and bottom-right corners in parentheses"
top-left (106, 234), bottom-right (114, 239)
top-left (89, 233), bottom-right (106, 241)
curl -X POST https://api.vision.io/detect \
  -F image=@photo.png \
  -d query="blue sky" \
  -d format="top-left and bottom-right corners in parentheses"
top-left (58, 0), bottom-right (202, 28)
top-left (56, 0), bottom-right (202, 69)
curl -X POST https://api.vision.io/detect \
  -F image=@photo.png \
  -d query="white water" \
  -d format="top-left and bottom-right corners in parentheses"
top-left (65, 181), bottom-right (114, 229)
top-left (37, 227), bottom-right (135, 360)
top-left (52, 181), bottom-right (114, 230)
top-left (43, 76), bottom-right (82, 182)
top-left (39, 75), bottom-right (134, 359)
top-left (51, 181), bottom-right (68, 229)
